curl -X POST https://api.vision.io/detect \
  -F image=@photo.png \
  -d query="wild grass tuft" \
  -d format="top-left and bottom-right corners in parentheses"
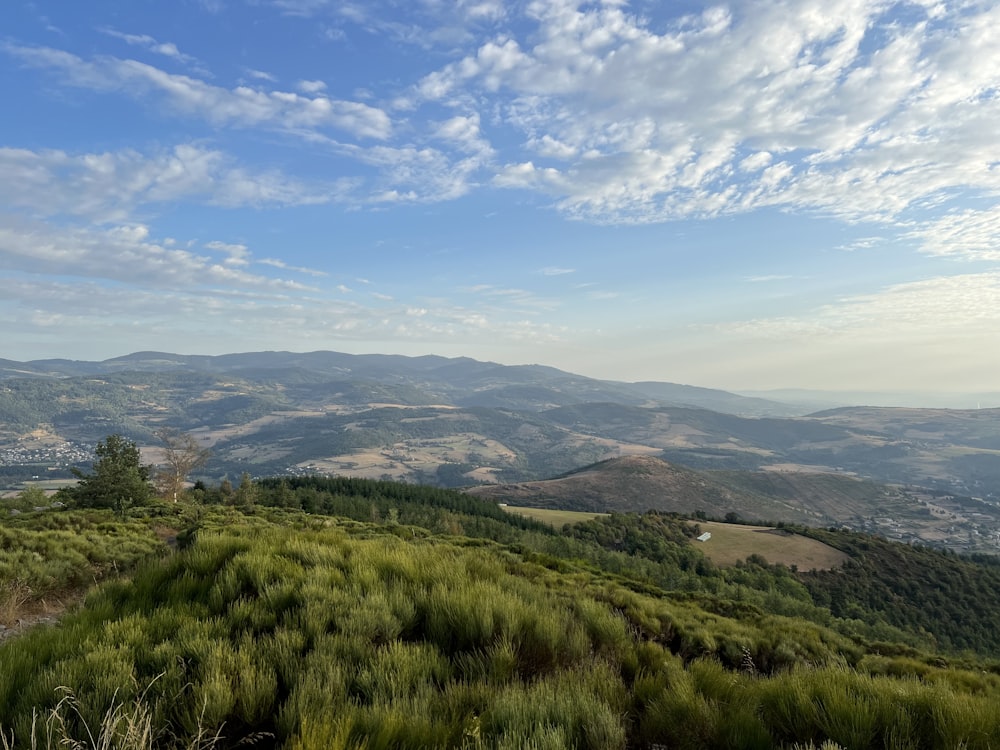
top-left (0, 680), bottom-right (223, 750)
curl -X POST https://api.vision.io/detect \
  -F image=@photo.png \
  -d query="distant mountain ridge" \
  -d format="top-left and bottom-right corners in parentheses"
top-left (0, 350), bottom-right (801, 417)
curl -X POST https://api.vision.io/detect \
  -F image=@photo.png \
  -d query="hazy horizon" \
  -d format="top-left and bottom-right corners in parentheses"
top-left (4, 347), bottom-right (1000, 410)
top-left (3, 1), bottom-right (999, 392)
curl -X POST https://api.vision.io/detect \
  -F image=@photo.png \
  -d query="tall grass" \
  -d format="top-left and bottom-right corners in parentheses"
top-left (0, 511), bottom-right (166, 624)
top-left (0, 681), bottom-right (223, 750)
top-left (6, 505), bottom-right (1000, 748)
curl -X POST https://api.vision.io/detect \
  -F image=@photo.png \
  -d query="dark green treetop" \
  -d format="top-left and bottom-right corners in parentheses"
top-left (64, 434), bottom-right (153, 513)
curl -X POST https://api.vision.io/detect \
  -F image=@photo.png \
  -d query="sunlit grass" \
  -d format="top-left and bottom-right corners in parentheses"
top-left (500, 505), bottom-right (608, 528)
top-left (4, 502), bottom-right (1000, 748)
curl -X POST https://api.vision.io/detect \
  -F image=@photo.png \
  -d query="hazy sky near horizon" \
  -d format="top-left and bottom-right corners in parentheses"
top-left (2, 0), bottom-right (999, 392)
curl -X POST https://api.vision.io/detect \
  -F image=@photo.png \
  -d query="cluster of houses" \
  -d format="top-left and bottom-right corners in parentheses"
top-left (0, 441), bottom-right (92, 472)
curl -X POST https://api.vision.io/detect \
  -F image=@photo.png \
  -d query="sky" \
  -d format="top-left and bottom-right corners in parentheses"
top-left (2, 0), bottom-right (999, 394)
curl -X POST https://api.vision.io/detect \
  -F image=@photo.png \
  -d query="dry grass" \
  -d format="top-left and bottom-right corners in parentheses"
top-left (0, 579), bottom-right (32, 628)
top-left (693, 521), bottom-right (849, 571)
top-left (501, 506), bottom-right (608, 528)
top-left (0, 683), bottom-right (225, 750)
top-left (300, 433), bottom-right (520, 482)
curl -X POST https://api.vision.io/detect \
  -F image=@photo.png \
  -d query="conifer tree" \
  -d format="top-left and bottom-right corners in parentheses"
top-left (65, 434), bottom-right (153, 513)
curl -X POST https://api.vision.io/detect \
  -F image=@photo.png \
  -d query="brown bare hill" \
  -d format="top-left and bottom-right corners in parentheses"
top-left (466, 454), bottom-right (961, 531)
top-left (467, 455), bottom-right (818, 522)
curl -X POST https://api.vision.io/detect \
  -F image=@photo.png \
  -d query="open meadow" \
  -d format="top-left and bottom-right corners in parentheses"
top-left (692, 521), bottom-right (850, 571)
top-left (500, 505), bottom-right (608, 527)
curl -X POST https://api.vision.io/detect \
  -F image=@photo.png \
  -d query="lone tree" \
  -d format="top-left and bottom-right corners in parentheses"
top-left (66, 434), bottom-right (153, 512)
top-left (154, 428), bottom-right (211, 503)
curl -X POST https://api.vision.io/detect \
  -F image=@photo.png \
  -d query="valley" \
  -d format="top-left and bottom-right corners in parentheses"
top-left (2, 350), bottom-right (1000, 553)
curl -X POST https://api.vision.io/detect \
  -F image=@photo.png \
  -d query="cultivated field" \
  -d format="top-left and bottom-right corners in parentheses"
top-left (501, 505), bottom-right (608, 527)
top-left (693, 521), bottom-right (849, 571)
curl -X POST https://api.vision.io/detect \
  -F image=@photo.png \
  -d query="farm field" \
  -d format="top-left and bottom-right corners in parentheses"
top-left (693, 520), bottom-right (849, 571)
top-left (501, 505), bottom-right (608, 527)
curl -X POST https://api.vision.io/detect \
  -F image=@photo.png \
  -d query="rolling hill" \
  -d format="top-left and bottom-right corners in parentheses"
top-left (2, 350), bottom-right (1000, 552)
top-left (468, 455), bottom-right (1000, 552)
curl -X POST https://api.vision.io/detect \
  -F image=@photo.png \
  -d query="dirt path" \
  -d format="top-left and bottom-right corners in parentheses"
top-left (0, 611), bottom-right (61, 644)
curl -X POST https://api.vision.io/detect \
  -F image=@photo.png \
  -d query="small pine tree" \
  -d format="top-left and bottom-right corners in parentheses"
top-left (234, 472), bottom-right (258, 511)
top-left (63, 434), bottom-right (153, 513)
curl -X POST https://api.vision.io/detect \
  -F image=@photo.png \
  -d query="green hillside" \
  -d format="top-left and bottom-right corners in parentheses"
top-left (5, 477), bottom-right (1000, 748)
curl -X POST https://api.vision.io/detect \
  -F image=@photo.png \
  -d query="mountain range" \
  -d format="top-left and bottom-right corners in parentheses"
top-left (2, 350), bottom-right (999, 551)
top-left (0, 350), bottom-right (800, 416)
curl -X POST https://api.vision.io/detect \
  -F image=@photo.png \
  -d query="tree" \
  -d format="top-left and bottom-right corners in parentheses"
top-left (64, 434), bottom-right (153, 512)
top-left (9, 485), bottom-right (47, 512)
top-left (233, 472), bottom-right (258, 511)
top-left (154, 428), bottom-right (212, 503)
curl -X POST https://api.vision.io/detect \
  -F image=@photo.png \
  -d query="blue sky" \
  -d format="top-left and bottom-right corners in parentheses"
top-left (2, 0), bottom-right (999, 393)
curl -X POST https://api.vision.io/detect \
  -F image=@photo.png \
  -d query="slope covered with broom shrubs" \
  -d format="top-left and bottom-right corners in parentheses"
top-left (3, 477), bottom-right (1000, 749)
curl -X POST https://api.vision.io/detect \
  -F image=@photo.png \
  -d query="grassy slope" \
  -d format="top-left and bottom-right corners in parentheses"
top-left (5, 485), bottom-right (1000, 748)
top-left (0, 510), bottom-right (168, 628)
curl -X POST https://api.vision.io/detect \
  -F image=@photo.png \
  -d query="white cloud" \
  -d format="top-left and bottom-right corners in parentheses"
top-left (206, 240), bottom-right (251, 266)
top-left (349, 142), bottom-right (490, 202)
top-left (459, 283), bottom-right (559, 312)
top-left (719, 271), bottom-right (1000, 342)
top-left (409, 0), bottom-right (1000, 238)
top-left (6, 44), bottom-right (392, 140)
top-left (297, 79), bottom-right (328, 94)
top-left (265, 0), bottom-right (335, 17)
top-left (27, 1), bottom-right (998, 232)
top-left (909, 206), bottom-right (1000, 261)
top-left (739, 151), bottom-right (773, 173)
top-left (434, 113), bottom-right (493, 156)
top-left (539, 266), bottom-right (574, 275)
top-left (259, 258), bottom-right (329, 276)
top-left (836, 237), bottom-right (882, 252)
top-left (459, 1), bottom-right (505, 22)
top-left (0, 217), bottom-right (315, 291)
top-left (98, 28), bottom-right (202, 68)
top-left (1, 242), bottom-right (498, 367)
top-left (0, 144), bottom-right (329, 221)
top-left (269, 0), bottom-right (506, 51)
top-left (695, 271), bottom-right (1000, 390)
top-left (530, 134), bottom-right (577, 159)
top-left (746, 275), bottom-right (793, 283)
top-left (245, 68), bottom-right (277, 82)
